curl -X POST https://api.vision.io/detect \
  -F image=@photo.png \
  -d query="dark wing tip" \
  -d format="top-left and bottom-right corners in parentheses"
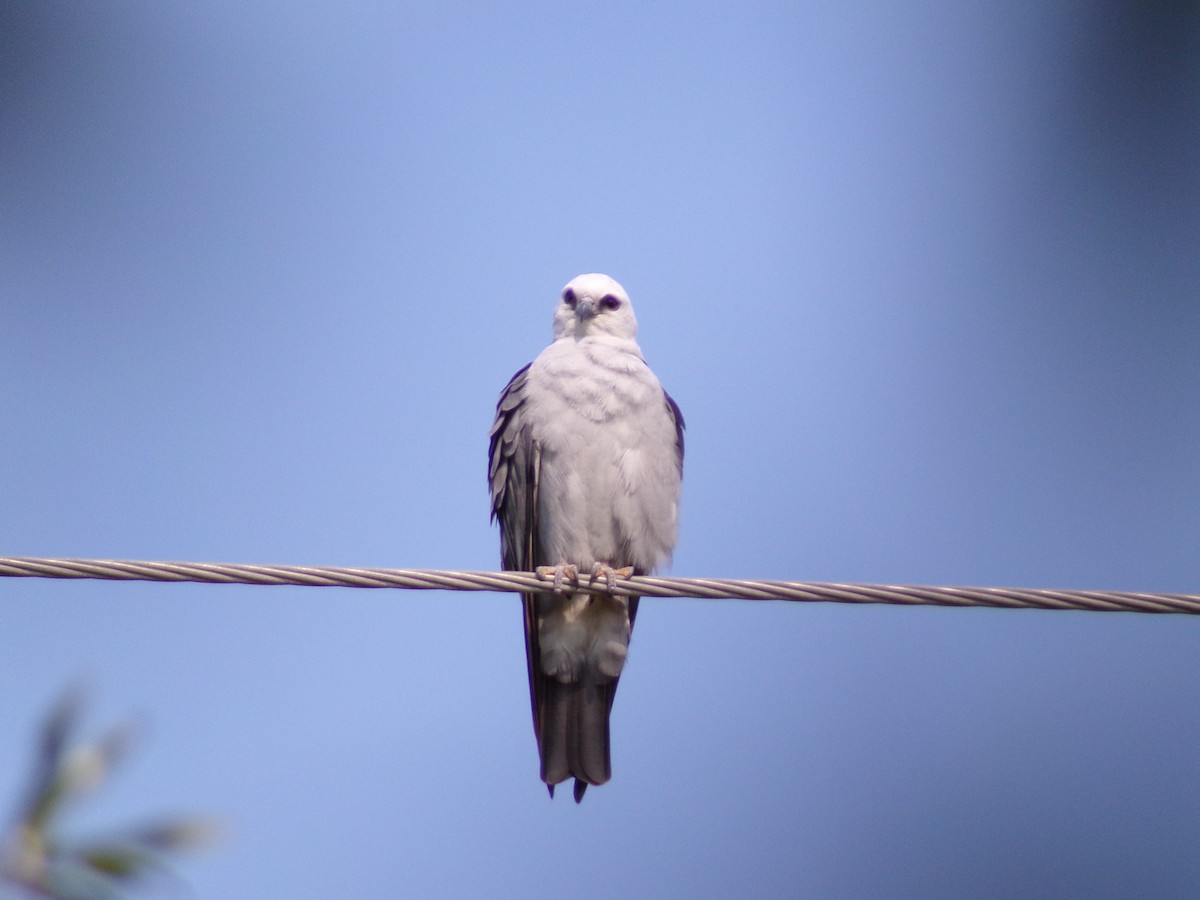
top-left (573, 779), bottom-right (588, 803)
top-left (664, 390), bottom-right (685, 467)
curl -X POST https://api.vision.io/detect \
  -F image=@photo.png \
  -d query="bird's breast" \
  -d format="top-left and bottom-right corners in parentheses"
top-left (524, 341), bottom-right (679, 573)
top-left (530, 342), bottom-right (655, 426)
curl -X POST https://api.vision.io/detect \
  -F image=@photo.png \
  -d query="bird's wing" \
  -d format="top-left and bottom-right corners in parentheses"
top-left (489, 363), bottom-right (533, 562)
top-left (487, 364), bottom-right (546, 747)
top-left (664, 389), bottom-right (685, 474)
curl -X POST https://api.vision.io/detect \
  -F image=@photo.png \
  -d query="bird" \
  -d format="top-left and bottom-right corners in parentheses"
top-left (488, 273), bottom-right (684, 802)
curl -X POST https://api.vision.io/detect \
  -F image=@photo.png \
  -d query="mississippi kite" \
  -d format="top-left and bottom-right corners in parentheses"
top-left (488, 273), bottom-right (684, 802)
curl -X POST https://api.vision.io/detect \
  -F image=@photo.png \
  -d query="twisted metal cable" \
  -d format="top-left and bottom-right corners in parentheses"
top-left (0, 555), bottom-right (1197, 615)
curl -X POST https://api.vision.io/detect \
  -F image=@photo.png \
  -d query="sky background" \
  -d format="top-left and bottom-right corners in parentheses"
top-left (2, 1), bottom-right (1199, 897)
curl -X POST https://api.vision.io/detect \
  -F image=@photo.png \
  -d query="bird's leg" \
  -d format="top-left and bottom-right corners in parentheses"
top-left (535, 563), bottom-right (579, 594)
top-left (589, 563), bottom-right (634, 593)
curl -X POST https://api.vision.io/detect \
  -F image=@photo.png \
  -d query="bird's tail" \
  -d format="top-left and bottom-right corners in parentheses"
top-left (539, 677), bottom-right (613, 803)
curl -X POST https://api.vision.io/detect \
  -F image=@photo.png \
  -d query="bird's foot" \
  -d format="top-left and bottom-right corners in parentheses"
top-left (589, 563), bottom-right (634, 593)
top-left (536, 564), bottom-right (579, 595)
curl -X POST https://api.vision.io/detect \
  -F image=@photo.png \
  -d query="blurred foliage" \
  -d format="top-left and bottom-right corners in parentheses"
top-left (0, 688), bottom-right (216, 899)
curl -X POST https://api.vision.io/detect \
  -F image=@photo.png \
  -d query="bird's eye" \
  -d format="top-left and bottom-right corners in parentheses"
top-left (600, 294), bottom-right (621, 311)
top-left (562, 289), bottom-right (577, 308)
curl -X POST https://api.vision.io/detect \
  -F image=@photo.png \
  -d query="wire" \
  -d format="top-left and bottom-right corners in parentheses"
top-left (0, 555), bottom-right (1196, 615)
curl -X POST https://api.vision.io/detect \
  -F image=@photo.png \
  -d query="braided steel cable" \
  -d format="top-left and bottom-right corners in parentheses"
top-left (1, 555), bottom-right (1197, 614)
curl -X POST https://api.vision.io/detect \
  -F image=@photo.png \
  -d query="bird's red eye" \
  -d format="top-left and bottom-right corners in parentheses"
top-left (600, 294), bottom-right (621, 311)
top-left (562, 289), bottom-right (577, 308)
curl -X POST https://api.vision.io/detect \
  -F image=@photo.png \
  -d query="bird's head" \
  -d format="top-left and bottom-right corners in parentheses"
top-left (552, 273), bottom-right (638, 342)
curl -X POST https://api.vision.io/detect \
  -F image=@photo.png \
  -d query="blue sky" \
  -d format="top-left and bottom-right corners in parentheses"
top-left (2, 2), bottom-right (1199, 897)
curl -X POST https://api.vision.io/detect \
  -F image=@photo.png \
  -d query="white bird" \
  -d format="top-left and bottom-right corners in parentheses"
top-left (489, 273), bottom-right (684, 802)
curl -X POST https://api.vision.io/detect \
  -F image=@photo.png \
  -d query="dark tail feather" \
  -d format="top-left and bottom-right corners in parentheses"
top-left (539, 678), bottom-right (613, 796)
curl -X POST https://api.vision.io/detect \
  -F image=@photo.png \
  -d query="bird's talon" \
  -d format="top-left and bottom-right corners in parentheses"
top-left (537, 564), bottom-right (578, 594)
top-left (590, 563), bottom-right (613, 591)
top-left (591, 563), bottom-right (633, 592)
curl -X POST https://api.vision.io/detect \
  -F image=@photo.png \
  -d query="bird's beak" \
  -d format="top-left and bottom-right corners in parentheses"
top-left (576, 297), bottom-right (597, 320)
